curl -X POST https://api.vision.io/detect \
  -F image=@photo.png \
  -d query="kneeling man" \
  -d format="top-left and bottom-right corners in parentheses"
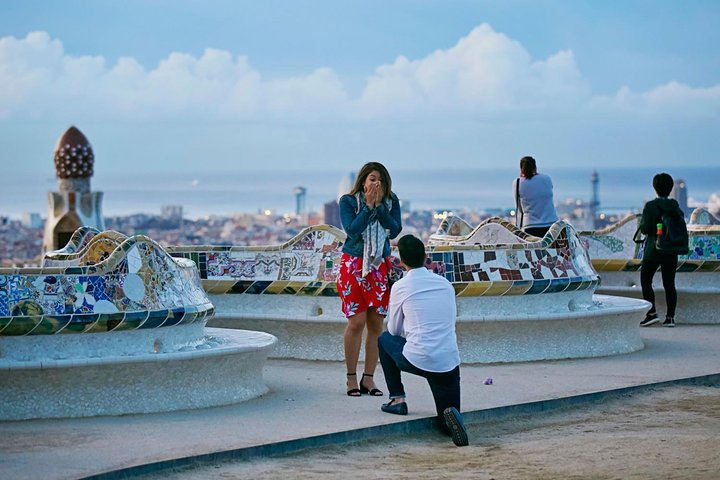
top-left (378, 234), bottom-right (468, 447)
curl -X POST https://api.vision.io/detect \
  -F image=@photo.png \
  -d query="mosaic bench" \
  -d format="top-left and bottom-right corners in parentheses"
top-left (578, 208), bottom-right (720, 324)
top-left (690, 207), bottom-right (720, 226)
top-left (168, 222), bottom-right (647, 363)
top-left (429, 216), bottom-right (538, 246)
top-left (1, 233), bottom-right (276, 420)
top-left (42, 226), bottom-right (121, 267)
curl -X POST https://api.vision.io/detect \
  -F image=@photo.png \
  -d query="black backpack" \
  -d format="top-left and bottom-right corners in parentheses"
top-left (655, 209), bottom-right (689, 255)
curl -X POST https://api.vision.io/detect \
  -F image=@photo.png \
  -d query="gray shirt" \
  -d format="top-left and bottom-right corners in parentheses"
top-left (514, 173), bottom-right (559, 229)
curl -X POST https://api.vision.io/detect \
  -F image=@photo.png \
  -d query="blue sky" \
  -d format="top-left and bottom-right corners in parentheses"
top-left (1, 0), bottom-right (718, 176)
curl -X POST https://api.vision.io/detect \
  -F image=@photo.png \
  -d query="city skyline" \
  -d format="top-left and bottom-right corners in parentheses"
top-left (0, 1), bottom-right (719, 180)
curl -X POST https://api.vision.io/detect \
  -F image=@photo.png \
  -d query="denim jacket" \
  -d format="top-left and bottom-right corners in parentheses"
top-left (339, 192), bottom-right (402, 258)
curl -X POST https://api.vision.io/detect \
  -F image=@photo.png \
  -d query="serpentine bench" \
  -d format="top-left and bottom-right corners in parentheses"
top-left (429, 215), bottom-right (539, 246)
top-left (168, 221), bottom-right (647, 363)
top-left (2, 233), bottom-right (276, 420)
top-left (578, 208), bottom-right (720, 324)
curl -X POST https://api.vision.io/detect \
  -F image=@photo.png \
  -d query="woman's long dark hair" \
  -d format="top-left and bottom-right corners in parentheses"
top-left (520, 156), bottom-right (537, 179)
top-left (349, 162), bottom-right (392, 200)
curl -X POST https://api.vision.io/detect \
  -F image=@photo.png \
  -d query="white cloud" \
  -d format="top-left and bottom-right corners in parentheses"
top-left (263, 67), bottom-right (348, 119)
top-left (0, 27), bottom-right (718, 124)
top-left (356, 25), bottom-right (591, 117)
top-left (596, 81), bottom-right (720, 118)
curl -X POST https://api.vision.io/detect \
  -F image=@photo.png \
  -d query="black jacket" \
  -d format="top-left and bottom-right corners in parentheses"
top-left (639, 196), bottom-right (684, 260)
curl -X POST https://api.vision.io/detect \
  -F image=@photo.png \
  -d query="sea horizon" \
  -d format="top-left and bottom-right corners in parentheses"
top-left (2, 166), bottom-right (718, 220)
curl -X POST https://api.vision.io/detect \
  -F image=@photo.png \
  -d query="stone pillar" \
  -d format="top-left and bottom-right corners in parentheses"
top-left (42, 126), bottom-right (105, 254)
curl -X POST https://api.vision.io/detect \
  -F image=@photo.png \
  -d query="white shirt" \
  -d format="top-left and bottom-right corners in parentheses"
top-left (387, 267), bottom-right (460, 373)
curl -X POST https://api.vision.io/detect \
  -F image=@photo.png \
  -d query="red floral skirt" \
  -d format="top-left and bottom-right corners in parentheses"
top-left (336, 253), bottom-right (390, 318)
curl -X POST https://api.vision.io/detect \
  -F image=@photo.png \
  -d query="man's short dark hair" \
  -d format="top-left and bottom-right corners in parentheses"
top-left (398, 234), bottom-right (426, 269)
top-left (653, 172), bottom-right (674, 197)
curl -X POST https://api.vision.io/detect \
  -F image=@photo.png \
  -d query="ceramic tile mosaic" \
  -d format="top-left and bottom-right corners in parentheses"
top-left (434, 215), bottom-right (474, 237)
top-left (689, 208), bottom-right (720, 226)
top-left (43, 230), bottom-right (129, 268)
top-left (49, 225), bottom-right (101, 255)
top-left (429, 216), bottom-right (540, 246)
top-left (578, 210), bottom-right (720, 273)
top-left (169, 222), bottom-right (599, 298)
top-left (53, 126), bottom-right (94, 179)
top-left (1, 235), bottom-right (212, 336)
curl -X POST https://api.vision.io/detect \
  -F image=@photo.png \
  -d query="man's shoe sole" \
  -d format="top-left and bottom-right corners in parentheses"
top-left (640, 318), bottom-right (661, 327)
top-left (443, 407), bottom-right (469, 447)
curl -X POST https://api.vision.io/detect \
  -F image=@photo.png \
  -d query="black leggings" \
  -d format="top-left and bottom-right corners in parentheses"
top-left (640, 255), bottom-right (678, 318)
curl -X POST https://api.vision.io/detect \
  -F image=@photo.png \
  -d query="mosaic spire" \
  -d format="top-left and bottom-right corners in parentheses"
top-left (53, 126), bottom-right (94, 179)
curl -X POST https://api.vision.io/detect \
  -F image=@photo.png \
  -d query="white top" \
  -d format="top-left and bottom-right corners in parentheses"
top-left (514, 173), bottom-right (559, 229)
top-left (386, 267), bottom-right (460, 373)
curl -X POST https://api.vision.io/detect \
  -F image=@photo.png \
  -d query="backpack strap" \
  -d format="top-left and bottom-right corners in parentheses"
top-left (514, 177), bottom-right (523, 228)
top-left (633, 227), bottom-right (644, 244)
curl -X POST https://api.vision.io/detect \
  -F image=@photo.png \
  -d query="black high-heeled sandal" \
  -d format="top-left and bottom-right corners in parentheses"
top-left (346, 373), bottom-right (361, 397)
top-left (360, 373), bottom-right (384, 396)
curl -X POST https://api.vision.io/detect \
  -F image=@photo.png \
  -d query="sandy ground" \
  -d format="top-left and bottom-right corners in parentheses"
top-left (143, 385), bottom-right (720, 480)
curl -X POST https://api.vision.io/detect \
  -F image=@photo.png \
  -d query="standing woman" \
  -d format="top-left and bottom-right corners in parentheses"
top-left (338, 162), bottom-right (402, 396)
top-left (513, 156), bottom-right (559, 237)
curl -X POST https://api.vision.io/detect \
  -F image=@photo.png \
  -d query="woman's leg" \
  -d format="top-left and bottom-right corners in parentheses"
top-left (361, 307), bottom-right (385, 391)
top-left (344, 310), bottom-right (367, 391)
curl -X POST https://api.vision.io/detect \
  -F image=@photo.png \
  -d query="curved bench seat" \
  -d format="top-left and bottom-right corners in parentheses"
top-left (42, 228), bottom-right (126, 268)
top-left (0, 328), bottom-right (276, 420)
top-left (5, 234), bottom-right (212, 336)
top-left (579, 208), bottom-right (720, 324)
top-left (1, 233), bottom-right (276, 420)
top-left (169, 222), bottom-right (648, 363)
top-left (690, 208), bottom-right (720, 226)
top-left (429, 216), bottom-right (539, 246)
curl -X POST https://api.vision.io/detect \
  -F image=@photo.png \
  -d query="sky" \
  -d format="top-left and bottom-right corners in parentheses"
top-left (0, 0), bottom-right (719, 177)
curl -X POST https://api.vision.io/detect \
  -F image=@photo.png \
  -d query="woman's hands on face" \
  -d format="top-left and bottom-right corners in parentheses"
top-left (366, 183), bottom-right (382, 207)
top-left (364, 171), bottom-right (383, 208)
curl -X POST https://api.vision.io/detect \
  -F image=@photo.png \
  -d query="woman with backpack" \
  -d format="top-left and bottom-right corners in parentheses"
top-left (638, 172), bottom-right (688, 328)
top-left (338, 162), bottom-right (402, 396)
top-left (512, 156), bottom-right (559, 237)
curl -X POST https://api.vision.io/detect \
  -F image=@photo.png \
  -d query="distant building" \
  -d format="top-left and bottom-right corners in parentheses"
top-left (671, 179), bottom-right (691, 219)
top-left (324, 200), bottom-right (341, 229)
top-left (590, 170), bottom-right (600, 229)
top-left (294, 186), bottom-right (307, 216)
top-left (337, 172), bottom-right (356, 200)
top-left (21, 212), bottom-right (43, 229)
top-left (161, 205), bottom-right (183, 221)
top-left (42, 126), bottom-right (105, 254)
top-left (557, 199), bottom-right (593, 231)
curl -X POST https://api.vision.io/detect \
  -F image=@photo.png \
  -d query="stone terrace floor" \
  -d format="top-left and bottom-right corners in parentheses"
top-left (1, 325), bottom-right (719, 480)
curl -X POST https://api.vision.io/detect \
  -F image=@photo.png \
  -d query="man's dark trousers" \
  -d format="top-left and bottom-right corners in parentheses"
top-left (378, 331), bottom-right (460, 421)
top-left (641, 254), bottom-right (678, 317)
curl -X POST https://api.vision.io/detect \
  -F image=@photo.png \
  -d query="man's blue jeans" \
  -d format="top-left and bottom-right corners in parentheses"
top-left (378, 331), bottom-right (461, 420)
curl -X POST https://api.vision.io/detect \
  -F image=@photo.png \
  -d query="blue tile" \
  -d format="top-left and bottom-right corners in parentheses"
top-left (525, 279), bottom-right (551, 295)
